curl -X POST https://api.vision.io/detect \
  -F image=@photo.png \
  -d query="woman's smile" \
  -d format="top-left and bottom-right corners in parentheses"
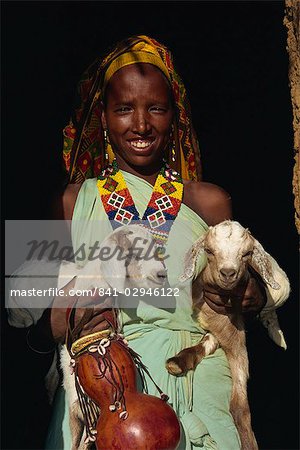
top-left (129, 139), bottom-right (153, 149)
top-left (126, 137), bottom-right (156, 156)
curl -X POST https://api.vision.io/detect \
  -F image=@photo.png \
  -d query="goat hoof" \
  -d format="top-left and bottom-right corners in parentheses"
top-left (165, 357), bottom-right (187, 376)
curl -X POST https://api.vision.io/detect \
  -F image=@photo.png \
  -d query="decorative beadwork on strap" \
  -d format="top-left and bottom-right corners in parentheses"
top-left (73, 373), bottom-right (100, 444)
top-left (97, 159), bottom-right (183, 249)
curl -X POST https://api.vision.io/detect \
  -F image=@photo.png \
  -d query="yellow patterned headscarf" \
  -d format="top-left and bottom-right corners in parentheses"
top-left (63, 35), bottom-right (202, 183)
top-left (103, 42), bottom-right (171, 89)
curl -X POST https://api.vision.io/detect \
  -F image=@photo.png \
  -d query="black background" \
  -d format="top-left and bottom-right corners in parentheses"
top-left (2, 1), bottom-right (299, 449)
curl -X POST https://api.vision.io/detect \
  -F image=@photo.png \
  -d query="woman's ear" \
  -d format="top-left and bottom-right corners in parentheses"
top-left (100, 101), bottom-right (107, 130)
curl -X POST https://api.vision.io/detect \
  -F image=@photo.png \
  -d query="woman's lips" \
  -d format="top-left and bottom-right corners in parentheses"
top-left (127, 139), bottom-right (155, 154)
top-left (130, 139), bottom-right (152, 149)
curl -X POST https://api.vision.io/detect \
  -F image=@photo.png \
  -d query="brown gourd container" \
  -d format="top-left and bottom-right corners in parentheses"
top-left (75, 336), bottom-right (181, 450)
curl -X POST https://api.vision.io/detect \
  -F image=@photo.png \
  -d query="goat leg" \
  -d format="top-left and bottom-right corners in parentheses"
top-left (69, 401), bottom-right (92, 450)
top-left (201, 305), bottom-right (258, 450)
top-left (166, 333), bottom-right (219, 376)
top-left (226, 350), bottom-right (258, 450)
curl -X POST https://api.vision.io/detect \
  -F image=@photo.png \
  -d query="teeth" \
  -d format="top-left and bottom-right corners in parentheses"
top-left (130, 140), bottom-right (151, 149)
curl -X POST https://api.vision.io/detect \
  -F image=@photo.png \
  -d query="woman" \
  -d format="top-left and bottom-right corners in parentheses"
top-left (10, 35), bottom-right (287, 449)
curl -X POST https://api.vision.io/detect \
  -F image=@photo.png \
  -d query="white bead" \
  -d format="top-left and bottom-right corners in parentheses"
top-left (119, 410), bottom-right (128, 420)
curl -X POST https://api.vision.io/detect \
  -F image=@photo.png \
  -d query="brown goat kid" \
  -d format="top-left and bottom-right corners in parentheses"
top-left (166, 220), bottom-right (289, 450)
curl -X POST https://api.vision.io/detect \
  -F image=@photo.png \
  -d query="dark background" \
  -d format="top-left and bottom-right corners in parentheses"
top-left (2, 1), bottom-right (299, 449)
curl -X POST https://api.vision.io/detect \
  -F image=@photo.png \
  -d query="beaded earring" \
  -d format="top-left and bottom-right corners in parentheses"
top-left (103, 129), bottom-right (109, 160)
top-left (169, 126), bottom-right (176, 162)
top-left (171, 144), bottom-right (176, 162)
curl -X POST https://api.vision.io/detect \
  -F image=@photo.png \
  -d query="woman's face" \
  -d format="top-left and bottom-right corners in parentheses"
top-left (101, 63), bottom-right (174, 169)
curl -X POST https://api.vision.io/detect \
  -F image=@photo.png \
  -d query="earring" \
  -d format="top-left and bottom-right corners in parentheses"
top-left (171, 144), bottom-right (176, 162)
top-left (104, 129), bottom-right (109, 160)
top-left (169, 125), bottom-right (176, 162)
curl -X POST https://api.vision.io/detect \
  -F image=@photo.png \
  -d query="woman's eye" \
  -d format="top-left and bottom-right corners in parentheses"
top-left (149, 106), bottom-right (166, 113)
top-left (116, 106), bottom-right (131, 113)
top-left (204, 248), bottom-right (214, 255)
top-left (243, 251), bottom-right (253, 257)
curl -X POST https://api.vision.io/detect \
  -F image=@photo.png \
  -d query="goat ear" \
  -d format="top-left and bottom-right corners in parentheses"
top-left (179, 235), bottom-right (206, 282)
top-left (249, 239), bottom-right (281, 289)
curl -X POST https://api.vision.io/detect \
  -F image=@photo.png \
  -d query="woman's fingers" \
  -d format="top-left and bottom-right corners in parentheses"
top-left (204, 296), bottom-right (233, 315)
top-left (50, 285), bottom-right (116, 342)
top-left (73, 297), bottom-right (117, 337)
top-left (241, 277), bottom-right (267, 313)
top-left (203, 276), bottom-right (267, 316)
top-left (79, 308), bottom-right (117, 336)
top-left (203, 290), bottom-right (233, 314)
top-left (80, 316), bottom-right (112, 336)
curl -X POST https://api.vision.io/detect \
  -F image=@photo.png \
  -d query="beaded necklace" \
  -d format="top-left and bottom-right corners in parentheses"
top-left (97, 159), bottom-right (183, 249)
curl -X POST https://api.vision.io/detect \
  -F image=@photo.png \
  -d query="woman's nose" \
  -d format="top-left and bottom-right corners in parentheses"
top-left (132, 110), bottom-right (151, 135)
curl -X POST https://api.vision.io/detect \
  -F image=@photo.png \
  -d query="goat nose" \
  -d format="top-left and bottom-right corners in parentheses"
top-left (157, 269), bottom-right (168, 279)
top-left (220, 268), bottom-right (236, 279)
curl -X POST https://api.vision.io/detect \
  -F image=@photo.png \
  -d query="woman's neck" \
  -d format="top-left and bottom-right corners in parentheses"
top-left (115, 156), bottom-right (163, 186)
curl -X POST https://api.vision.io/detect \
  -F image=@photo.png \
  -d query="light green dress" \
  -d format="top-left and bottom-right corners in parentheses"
top-left (46, 171), bottom-right (241, 450)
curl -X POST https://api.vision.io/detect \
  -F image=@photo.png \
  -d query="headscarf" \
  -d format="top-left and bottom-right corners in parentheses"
top-left (62, 35), bottom-right (202, 183)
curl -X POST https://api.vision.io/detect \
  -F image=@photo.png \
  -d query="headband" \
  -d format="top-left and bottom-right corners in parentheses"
top-left (103, 51), bottom-right (171, 91)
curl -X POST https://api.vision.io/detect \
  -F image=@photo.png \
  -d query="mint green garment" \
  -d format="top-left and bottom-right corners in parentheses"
top-left (46, 172), bottom-right (241, 450)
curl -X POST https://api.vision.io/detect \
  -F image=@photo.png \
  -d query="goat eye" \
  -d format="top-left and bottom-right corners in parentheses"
top-left (125, 251), bottom-right (133, 260)
top-left (243, 251), bottom-right (252, 257)
top-left (204, 248), bottom-right (214, 255)
top-left (126, 249), bottom-right (142, 261)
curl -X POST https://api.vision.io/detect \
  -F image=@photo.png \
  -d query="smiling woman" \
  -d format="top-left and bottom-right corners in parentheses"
top-left (7, 34), bottom-right (289, 450)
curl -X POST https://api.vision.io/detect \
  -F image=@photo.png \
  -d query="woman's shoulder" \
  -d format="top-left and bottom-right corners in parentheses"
top-left (63, 184), bottom-right (82, 218)
top-left (184, 180), bottom-right (231, 203)
top-left (183, 180), bottom-right (232, 225)
top-left (51, 183), bottom-right (82, 220)
top-left (53, 183), bottom-right (81, 220)
top-left (59, 178), bottom-right (99, 220)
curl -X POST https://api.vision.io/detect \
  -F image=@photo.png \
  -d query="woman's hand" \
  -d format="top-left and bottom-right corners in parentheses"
top-left (74, 296), bottom-right (116, 338)
top-left (30, 278), bottom-right (115, 352)
top-left (50, 278), bottom-right (116, 342)
top-left (203, 275), bottom-right (267, 317)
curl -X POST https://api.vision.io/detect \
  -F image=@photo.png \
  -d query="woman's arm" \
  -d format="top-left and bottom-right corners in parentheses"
top-left (25, 184), bottom-right (114, 352)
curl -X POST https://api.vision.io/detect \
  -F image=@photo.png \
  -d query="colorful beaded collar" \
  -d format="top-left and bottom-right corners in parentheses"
top-left (97, 160), bottom-right (183, 249)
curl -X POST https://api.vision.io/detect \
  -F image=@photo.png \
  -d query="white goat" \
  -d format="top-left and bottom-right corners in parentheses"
top-left (58, 225), bottom-right (167, 450)
top-left (166, 220), bottom-right (289, 450)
